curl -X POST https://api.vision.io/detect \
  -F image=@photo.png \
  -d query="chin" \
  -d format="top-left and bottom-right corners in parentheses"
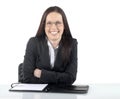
top-left (51, 38), bottom-right (59, 41)
top-left (52, 39), bottom-right (57, 41)
top-left (51, 37), bottom-right (59, 40)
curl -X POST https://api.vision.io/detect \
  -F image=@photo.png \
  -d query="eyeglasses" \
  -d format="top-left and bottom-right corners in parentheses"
top-left (45, 21), bottom-right (63, 27)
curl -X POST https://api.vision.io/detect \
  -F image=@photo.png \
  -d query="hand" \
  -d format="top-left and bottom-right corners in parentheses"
top-left (34, 68), bottom-right (42, 78)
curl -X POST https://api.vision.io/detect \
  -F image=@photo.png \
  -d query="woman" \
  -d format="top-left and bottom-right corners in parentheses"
top-left (23, 6), bottom-right (78, 85)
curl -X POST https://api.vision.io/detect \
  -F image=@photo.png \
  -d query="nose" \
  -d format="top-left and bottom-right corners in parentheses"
top-left (51, 23), bottom-right (57, 27)
top-left (50, 23), bottom-right (58, 30)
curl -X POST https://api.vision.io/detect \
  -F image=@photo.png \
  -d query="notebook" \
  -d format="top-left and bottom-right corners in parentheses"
top-left (9, 83), bottom-right (89, 94)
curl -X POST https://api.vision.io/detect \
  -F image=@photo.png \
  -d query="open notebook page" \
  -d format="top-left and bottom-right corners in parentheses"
top-left (10, 83), bottom-right (48, 91)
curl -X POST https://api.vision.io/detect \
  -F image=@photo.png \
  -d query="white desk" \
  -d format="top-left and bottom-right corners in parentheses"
top-left (0, 84), bottom-right (120, 99)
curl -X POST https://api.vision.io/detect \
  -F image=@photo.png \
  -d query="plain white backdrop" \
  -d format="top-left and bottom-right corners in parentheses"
top-left (0, 0), bottom-right (120, 84)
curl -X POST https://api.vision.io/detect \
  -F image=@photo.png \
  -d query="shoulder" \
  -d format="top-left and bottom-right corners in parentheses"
top-left (72, 38), bottom-right (78, 45)
top-left (26, 37), bottom-right (39, 49)
top-left (27, 36), bottom-right (40, 45)
top-left (28, 37), bottom-right (38, 43)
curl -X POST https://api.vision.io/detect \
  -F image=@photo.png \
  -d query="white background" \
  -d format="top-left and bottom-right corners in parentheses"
top-left (0, 0), bottom-right (120, 84)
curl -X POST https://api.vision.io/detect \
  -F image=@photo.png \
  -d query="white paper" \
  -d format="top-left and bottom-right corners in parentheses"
top-left (10, 83), bottom-right (48, 91)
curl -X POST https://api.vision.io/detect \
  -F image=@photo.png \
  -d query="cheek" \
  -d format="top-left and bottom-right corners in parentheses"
top-left (45, 27), bottom-right (49, 35)
top-left (45, 27), bottom-right (48, 32)
top-left (60, 28), bottom-right (64, 35)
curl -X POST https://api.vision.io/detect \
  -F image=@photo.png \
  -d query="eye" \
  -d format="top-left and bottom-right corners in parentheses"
top-left (55, 21), bottom-right (62, 26)
top-left (46, 22), bottom-right (52, 25)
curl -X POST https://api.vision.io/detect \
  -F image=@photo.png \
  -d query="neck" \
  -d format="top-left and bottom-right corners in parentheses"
top-left (49, 39), bottom-right (60, 48)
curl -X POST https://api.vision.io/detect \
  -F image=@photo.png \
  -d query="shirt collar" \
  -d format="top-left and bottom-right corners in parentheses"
top-left (47, 38), bottom-right (59, 49)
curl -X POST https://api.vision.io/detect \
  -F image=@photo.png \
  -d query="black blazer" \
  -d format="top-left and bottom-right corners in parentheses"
top-left (23, 37), bottom-right (78, 84)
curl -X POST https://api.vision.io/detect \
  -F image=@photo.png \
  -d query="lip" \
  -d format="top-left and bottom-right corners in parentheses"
top-left (50, 31), bottom-right (59, 35)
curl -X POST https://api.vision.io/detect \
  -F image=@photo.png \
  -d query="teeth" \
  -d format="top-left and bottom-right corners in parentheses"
top-left (51, 32), bottom-right (58, 34)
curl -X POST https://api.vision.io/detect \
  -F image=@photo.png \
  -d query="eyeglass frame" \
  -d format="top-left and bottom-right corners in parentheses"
top-left (45, 21), bottom-right (63, 27)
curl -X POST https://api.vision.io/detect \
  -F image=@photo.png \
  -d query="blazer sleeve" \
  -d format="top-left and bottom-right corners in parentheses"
top-left (40, 39), bottom-right (78, 85)
top-left (23, 37), bottom-right (44, 83)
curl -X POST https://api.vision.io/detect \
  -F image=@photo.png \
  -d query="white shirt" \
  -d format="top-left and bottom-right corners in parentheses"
top-left (47, 40), bottom-right (59, 68)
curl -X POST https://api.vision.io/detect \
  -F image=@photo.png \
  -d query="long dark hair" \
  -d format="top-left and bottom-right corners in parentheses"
top-left (36, 6), bottom-right (73, 65)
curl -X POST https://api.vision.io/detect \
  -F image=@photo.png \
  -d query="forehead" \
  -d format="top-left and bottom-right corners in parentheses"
top-left (46, 12), bottom-right (63, 21)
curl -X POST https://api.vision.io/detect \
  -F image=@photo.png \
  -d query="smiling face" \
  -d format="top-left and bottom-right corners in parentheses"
top-left (45, 12), bottom-right (64, 42)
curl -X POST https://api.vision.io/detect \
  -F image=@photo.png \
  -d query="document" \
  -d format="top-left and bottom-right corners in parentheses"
top-left (9, 83), bottom-right (48, 92)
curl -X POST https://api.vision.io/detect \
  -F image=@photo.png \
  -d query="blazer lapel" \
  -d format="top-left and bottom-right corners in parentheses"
top-left (37, 38), bottom-right (51, 69)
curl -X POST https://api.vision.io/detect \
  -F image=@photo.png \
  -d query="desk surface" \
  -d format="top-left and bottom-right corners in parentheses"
top-left (0, 84), bottom-right (120, 99)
